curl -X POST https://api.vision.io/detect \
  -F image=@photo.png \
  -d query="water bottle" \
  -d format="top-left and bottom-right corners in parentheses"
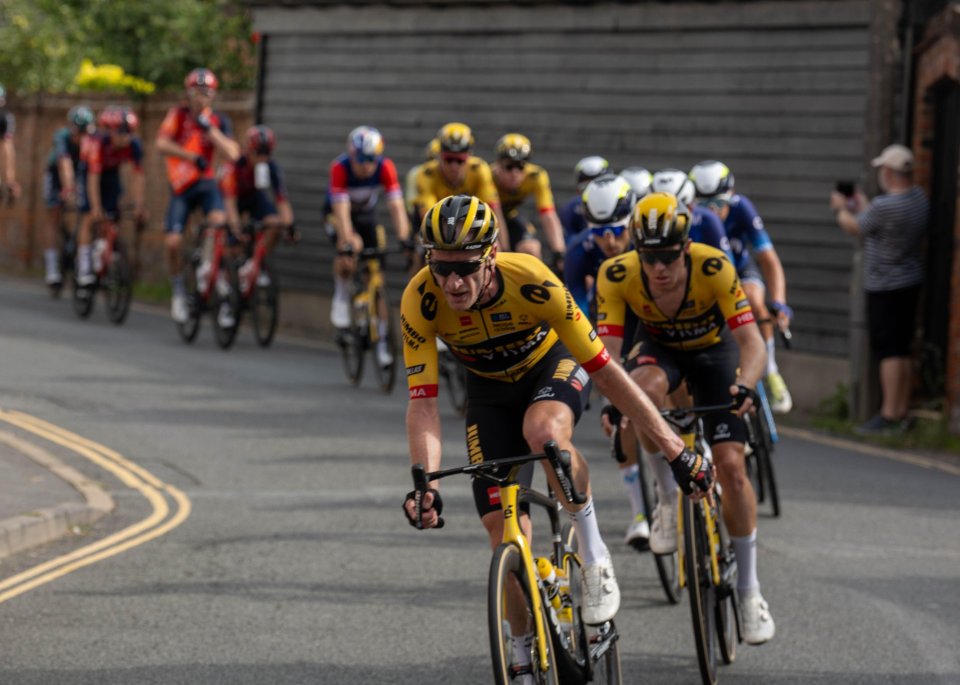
top-left (92, 238), bottom-right (107, 274)
top-left (254, 161), bottom-right (271, 190)
top-left (555, 567), bottom-right (574, 630)
top-left (536, 558), bottom-right (564, 613)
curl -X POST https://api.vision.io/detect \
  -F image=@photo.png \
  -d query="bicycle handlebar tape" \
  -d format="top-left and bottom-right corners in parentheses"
top-left (543, 441), bottom-right (586, 505)
top-left (668, 447), bottom-right (714, 496)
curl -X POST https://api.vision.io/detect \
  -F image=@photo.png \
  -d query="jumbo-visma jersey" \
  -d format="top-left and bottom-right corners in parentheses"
top-left (596, 243), bottom-right (754, 351)
top-left (402, 253), bottom-right (610, 398)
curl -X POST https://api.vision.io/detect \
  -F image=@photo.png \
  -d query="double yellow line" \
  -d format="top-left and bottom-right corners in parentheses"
top-left (0, 409), bottom-right (191, 604)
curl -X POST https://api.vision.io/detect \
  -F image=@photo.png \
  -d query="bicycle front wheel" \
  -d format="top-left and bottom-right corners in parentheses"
top-left (251, 262), bottom-right (279, 347)
top-left (177, 259), bottom-right (201, 343)
top-left (212, 260), bottom-right (241, 350)
top-left (683, 497), bottom-right (719, 685)
top-left (338, 289), bottom-right (365, 386)
top-left (755, 408), bottom-right (781, 517)
top-left (370, 285), bottom-right (397, 393)
top-left (489, 544), bottom-right (560, 685)
top-left (104, 242), bottom-right (133, 325)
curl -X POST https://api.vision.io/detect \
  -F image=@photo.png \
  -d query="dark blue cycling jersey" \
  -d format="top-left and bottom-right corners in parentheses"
top-left (558, 195), bottom-right (587, 244)
top-left (721, 194), bottom-right (773, 272)
top-left (563, 226), bottom-right (610, 316)
top-left (690, 205), bottom-right (734, 263)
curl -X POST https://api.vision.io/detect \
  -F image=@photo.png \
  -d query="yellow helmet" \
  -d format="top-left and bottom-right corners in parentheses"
top-left (424, 137), bottom-right (441, 161)
top-left (420, 195), bottom-right (499, 253)
top-left (495, 133), bottom-right (532, 162)
top-left (437, 122), bottom-right (474, 153)
top-left (630, 192), bottom-right (691, 249)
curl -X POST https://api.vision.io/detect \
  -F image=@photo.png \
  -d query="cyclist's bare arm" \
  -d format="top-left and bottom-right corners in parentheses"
top-left (540, 209), bottom-right (566, 255)
top-left (57, 156), bottom-right (75, 198)
top-left (386, 194), bottom-right (411, 242)
top-left (590, 360), bottom-right (684, 459)
top-left (155, 135), bottom-right (195, 161)
top-left (208, 126), bottom-right (240, 162)
top-left (754, 248), bottom-right (787, 308)
top-left (331, 199), bottom-right (357, 249)
top-left (277, 199), bottom-right (294, 226)
top-left (731, 321), bottom-right (768, 416)
top-left (224, 196), bottom-right (242, 233)
top-left (406, 397), bottom-right (443, 527)
top-left (492, 204), bottom-right (510, 250)
top-left (87, 172), bottom-right (103, 218)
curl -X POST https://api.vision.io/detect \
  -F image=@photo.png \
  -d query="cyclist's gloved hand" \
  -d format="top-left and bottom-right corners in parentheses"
top-left (403, 488), bottom-right (444, 529)
top-left (551, 251), bottom-right (565, 277)
top-left (769, 301), bottom-right (793, 320)
top-left (599, 404), bottom-right (622, 436)
top-left (193, 155), bottom-right (208, 172)
top-left (731, 384), bottom-right (758, 411)
top-left (668, 447), bottom-right (713, 496)
top-left (400, 237), bottom-right (416, 270)
top-left (285, 223), bottom-right (300, 243)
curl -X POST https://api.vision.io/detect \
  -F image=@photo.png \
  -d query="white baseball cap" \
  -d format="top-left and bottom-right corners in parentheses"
top-left (871, 144), bottom-right (914, 173)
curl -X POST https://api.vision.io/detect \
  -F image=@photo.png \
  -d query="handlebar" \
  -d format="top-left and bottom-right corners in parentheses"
top-left (409, 440), bottom-right (584, 530)
top-left (660, 402), bottom-right (737, 431)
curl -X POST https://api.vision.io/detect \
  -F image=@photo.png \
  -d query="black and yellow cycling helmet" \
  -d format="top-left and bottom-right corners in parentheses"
top-left (437, 122), bottom-right (475, 153)
top-left (630, 192), bottom-right (691, 249)
top-left (424, 137), bottom-right (441, 161)
top-left (421, 195), bottom-right (499, 253)
top-left (495, 133), bottom-right (532, 162)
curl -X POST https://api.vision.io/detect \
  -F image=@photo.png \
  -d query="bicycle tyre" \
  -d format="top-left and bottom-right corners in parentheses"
top-left (251, 263), bottom-right (279, 347)
top-left (338, 289), bottom-right (365, 386)
top-left (104, 241), bottom-right (133, 325)
top-left (715, 504), bottom-right (739, 666)
top-left (212, 259), bottom-right (241, 350)
top-left (745, 416), bottom-right (767, 506)
top-left (371, 285), bottom-right (397, 393)
top-left (755, 406), bottom-right (781, 518)
top-left (71, 276), bottom-right (95, 319)
top-left (560, 525), bottom-right (622, 685)
top-left (637, 446), bottom-right (683, 604)
top-left (177, 259), bottom-right (201, 344)
top-left (489, 543), bottom-right (560, 685)
top-left (683, 496), bottom-right (719, 685)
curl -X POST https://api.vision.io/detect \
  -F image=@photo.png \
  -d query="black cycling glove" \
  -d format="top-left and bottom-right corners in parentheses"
top-left (732, 384), bottom-right (759, 410)
top-left (403, 488), bottom-right (444, 528)
top-left (668, 447), bottom-right (713, 496)
top-left (193, 155), bottom-right (208, 172)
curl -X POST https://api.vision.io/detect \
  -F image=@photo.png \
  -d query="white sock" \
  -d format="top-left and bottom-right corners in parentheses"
top-left (378, 318), bottom-right (388, 339)
top-left (77, 245), bottom-right (92, 276)
top-left (333, 276), bottom-right (349, 300)
top-left (766, 337), bottom-right (778, 376)
top-left (569, 497), bottom-right (608, 566)
top-left (620, 464), bottom-right (645, 518)
top-left (732, 529), bottom-right (760, 596)
top-left (44, 248), bottom-right (59, 275)
top-left (644, 449), bottom-right (677, 506)
top-left (510, 633), bottom-right (533, 666)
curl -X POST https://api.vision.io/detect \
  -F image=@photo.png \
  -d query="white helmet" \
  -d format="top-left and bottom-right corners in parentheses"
top-left (574, 156), bottom-right (610, 193)
top-left (651, 168), bottom-right (696, 206)
top-left (619, 167), bottom-right (653, 199)
top-left (689, 160), bottom-right (735, 200)
top-left (581, 174), bottom-right (636, 227)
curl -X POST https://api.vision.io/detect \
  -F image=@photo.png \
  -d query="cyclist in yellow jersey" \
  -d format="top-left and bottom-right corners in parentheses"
top-left (412, 122), bottom-right (509, 249)
top-left (490, 133), bottom-right (566, 269)
top-left (595, 192), bottom-right (775, 645)
top-left (401, 195), bottom-right (714, 638)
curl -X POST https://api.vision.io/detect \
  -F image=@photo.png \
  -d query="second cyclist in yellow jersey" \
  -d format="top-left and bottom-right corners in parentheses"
top-left (490, 133), bottom-right (567, 266)
top-left (595, 240), bottom-right (755, 351)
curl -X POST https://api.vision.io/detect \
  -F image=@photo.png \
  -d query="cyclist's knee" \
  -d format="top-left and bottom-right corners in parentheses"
top-left (712, 443), bottom-right (749, 489)
top-left (522, 404), bottom-right (574, 451)
top-left (630, 366), bottom-right (668, 405)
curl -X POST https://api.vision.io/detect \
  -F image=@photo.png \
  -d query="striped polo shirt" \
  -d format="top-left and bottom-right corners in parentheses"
top-left (857, 186), bottom-right (929, 292)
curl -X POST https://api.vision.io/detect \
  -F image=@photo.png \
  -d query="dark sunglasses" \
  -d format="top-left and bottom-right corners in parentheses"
top-left (441, 154), bottom-right (468, 166)
top-left (703, 198), bottom-right (729, 211)
top-left (639, 249), bottom-right (684, 266)
top-left (504, 161), bottom-right (526, 172)
top-left (590, 224), bottom-right (628, 238)
top-left (354, 153), bottom-right (379, 164)
top-left (429, 258), bottom-right (486, 278)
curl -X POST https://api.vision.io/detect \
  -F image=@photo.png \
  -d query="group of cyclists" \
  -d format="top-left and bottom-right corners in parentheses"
top-left (38, 68), bottom-right (295, 330)
top-left (324, 120), bottom-right (796, 678)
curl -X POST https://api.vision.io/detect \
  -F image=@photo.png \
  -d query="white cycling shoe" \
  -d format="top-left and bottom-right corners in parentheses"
top-left (217, 303), bottom-right (236, 329)
top-left (579, 553), bottom-right (620, 625)
top-left (624, 513), bottom-right (650, 549)
top-left (376, 340), bottom-right (394, 368)
top-left (171, 294), bottom-right (189, 324)
top-left (740, 592), bottom-right (776, 645)
top-left (649, 500), bottom-right (678, 555)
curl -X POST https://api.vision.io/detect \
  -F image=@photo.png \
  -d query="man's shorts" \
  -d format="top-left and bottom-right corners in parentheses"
top-left (867, 285), bottom-right (920, 359)
top-left (43, 169), bottom-right (65, 208)
top-left (324, 202), bottom-right (386, 252)
top-left (165, 179), bottom-right (225, 234)
top-left (464, 342), bottom-right (591, 518)
top-left (77, 171), bottom-right (122, 216)
top-left (625, 332), bottom-right (747, 446)
top-left (505, 211), bottom-right (538, 249)
top-left (237, 190), bottom-right (279, 223)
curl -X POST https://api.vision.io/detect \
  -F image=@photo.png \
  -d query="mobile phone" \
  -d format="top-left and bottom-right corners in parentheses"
top-left (835, 181), bottom-right (855, 198)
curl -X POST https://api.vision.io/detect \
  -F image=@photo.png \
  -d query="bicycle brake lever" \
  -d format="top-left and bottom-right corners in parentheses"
top-left (543, 441), bottom-right (586, 505)
top-left (411, 464), bottom-right (445, 529)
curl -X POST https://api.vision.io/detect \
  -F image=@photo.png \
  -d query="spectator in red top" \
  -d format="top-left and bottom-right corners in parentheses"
top-left (75, 106), bottom-right (145, 288)
top-left (221, 125), bottom-right (296, 257)
top-left (156, 68), bottom-right (240, 324)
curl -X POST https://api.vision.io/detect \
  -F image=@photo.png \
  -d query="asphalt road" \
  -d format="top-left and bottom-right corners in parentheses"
top-left (0, 276), bottom-right (958, 685)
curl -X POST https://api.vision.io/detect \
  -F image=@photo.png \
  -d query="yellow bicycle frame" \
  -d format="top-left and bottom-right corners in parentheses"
top-left (676, 430), bottom-right (722, 589)
top-left (353, 256), bottom-right (385, 343)
top-left (498, 481), bottom-right (552, 675)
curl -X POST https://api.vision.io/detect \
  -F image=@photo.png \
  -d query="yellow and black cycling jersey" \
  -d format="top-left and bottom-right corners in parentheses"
top-left (495, 162), bottom-right (556, 217)
top-left (401, 252), bottom-right (610, 398)
top-left (413, 156), bottom-right (500, 215)
top-left (595, 242), bottom-right (755, 351)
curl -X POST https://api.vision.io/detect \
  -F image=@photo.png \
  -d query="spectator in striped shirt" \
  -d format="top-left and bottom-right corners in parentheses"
top-left (831, 144), bottom-right (929, 436)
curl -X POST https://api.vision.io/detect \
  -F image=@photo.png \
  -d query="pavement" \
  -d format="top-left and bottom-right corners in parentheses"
top-left (0, 430), bottom-right (113, 561)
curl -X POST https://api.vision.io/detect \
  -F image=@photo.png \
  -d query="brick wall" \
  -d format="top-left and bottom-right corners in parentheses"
top-left (911, 5), bottom-right (960, 432)
top-left (0, 92), bottom-right (254, 283)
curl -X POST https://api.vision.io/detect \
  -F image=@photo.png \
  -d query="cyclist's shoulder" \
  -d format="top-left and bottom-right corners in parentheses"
top-left (598, 250), bottom-right (639, 285)
top-left (417, 159), bottom-right (440, 180)
top-left (688, 243), bottom-right (738, 288)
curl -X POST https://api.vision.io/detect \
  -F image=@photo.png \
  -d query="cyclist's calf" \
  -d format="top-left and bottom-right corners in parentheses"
top-left (710, 441), bottom-right (756, 536)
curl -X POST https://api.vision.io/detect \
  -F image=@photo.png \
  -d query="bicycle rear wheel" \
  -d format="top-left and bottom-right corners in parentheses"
top-left (103, 242), bottom-right (133, 325)
top-left (754, 406), bottom-right (781, 517)
top-left (212, 259), bottom-right (241, 350)
top-left (489, 543), bottom-right (560, 685)
top-left (338, 288), bottom-right (365, 386)
top-left (371, 285), bottom-right (397, 393)
top-left (71, 275), bottom-right (95, 319)
top-left (251, 262), bottom-right (279, 347)
top-left (714, 504), bottom-right (739, 666)
top-left (683, 496), bottom-right (719, 685)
